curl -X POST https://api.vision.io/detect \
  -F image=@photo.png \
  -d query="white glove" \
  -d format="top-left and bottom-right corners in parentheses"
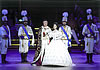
top-left (87, 34), bottom-right (91, 37)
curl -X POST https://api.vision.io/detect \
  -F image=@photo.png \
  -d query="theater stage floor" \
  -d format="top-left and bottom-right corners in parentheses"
top-left (0, 49), bottom-right (100, 70)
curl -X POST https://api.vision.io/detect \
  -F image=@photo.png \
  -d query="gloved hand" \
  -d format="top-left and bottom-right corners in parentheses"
top-left (4, 35), bottom-right (9, 38)
top-left (87, 34), bottom-right (91, 37)
top-left (20, 36), bottom-right (24, 39)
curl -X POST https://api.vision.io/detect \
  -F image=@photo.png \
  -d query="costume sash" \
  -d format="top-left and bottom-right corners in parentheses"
top-left (61, 26), bottom-right (71, 46)
top-left (22, 25), bottom-right (30, 47)
top-left (3, 25), bottom-right (9, 35)
top-left (87, 24), bottom-right (94, 36)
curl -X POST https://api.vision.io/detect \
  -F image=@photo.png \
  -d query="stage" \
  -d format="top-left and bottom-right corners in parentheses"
top-left (0, 49), bottom-right (100, 70)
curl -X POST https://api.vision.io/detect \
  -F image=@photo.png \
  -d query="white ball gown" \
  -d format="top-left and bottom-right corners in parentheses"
top-left (42, 30), bottom-right (73, 66)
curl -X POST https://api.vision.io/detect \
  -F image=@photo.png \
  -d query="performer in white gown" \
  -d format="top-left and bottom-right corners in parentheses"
top-left (42, 23), bottom-right (73, 66)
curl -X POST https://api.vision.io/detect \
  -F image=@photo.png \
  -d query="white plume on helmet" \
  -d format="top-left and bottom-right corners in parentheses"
top-left (21, 10), bottom-right (28, 22)
top-left (2, 9), bottom-right (8, 22)
top-left (62, 12), bottom-right (68, 22)
top-left (86, 9), bottom-right (92, 20)
top-left (21, 10), bottom-right (27, 16)
top-left (2, 9), bottom-right (8, 15)
top-left (86, 9), bottom-right (92, 14)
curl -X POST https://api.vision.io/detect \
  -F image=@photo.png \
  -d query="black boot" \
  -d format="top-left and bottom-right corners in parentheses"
top-left (86, 53), bottom-right (89, 63)
top-left (1, 54), bottom-right (5, 64)
top-left (1, 54), bottom-right (8, 64)
top-left (21, 53), bottom-right (24, 63)
top-left (24, 53), bottom-right (28, 63)
top-left (4, 54), bottom-right (8, 63)
top-left (90, 53), bottom-right (94, 63)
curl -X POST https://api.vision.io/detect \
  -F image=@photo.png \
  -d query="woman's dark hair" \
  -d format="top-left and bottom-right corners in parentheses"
top-left (52, 22), bottom-right (58, 30)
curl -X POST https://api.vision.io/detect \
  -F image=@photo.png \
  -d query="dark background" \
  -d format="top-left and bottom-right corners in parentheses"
top-left (0, 0), bottom-right (100, 27)
top-left (0, 0), bottom-right (100, 41)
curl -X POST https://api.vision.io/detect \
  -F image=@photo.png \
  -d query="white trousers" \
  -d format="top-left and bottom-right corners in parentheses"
top-left (19, 39), bottom-right (29, 53)
top-left (0, 39), bottom-right (8, 54)
top-left (85, 38), bottom-right (94, 53)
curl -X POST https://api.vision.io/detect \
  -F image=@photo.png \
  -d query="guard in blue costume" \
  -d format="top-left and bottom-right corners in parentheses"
top-left (18, 10), bottom-right (34, 63)
top-left (59, 12), bottom-right (72, 52)
top-left (82, 9), bottom-right (98, 63)
top-left (0, 9), bottom-right (11, 64)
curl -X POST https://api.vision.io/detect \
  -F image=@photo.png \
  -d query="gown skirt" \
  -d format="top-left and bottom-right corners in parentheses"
top-left (42, 39), bottom-right (72, 66)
